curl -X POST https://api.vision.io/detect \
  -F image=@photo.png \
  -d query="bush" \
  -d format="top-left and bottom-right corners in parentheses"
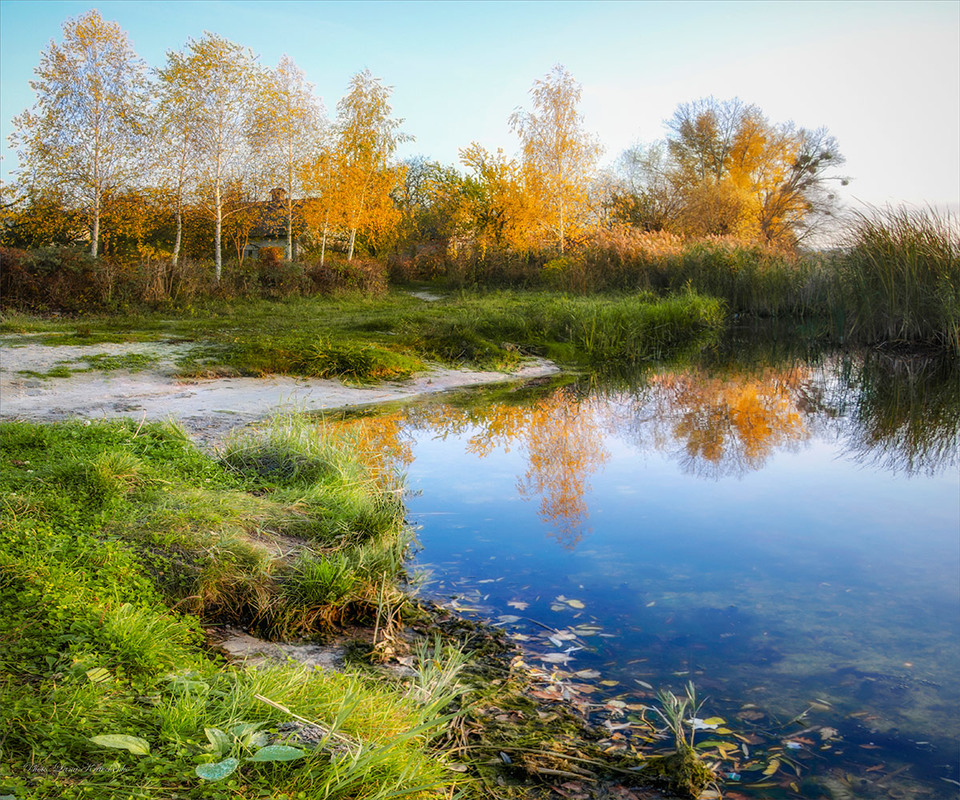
top-left (305, 255), bottom-right (388, 295)
top-left (0, 246), bottom-right (106, 312)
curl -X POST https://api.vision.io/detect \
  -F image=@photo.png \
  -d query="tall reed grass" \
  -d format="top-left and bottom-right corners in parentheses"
top-left (837, 207), bottom-right (959, 352)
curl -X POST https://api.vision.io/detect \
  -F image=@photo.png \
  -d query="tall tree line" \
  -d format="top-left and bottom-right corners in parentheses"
top-left (5, 10), bottom-right (846, 270)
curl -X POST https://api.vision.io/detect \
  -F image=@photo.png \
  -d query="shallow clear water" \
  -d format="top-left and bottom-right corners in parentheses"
top-left (343, 346), bottom-right (960, 798)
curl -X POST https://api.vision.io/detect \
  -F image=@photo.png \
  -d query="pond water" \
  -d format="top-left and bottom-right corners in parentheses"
top-left (338, 340), bottom-right (960, 799)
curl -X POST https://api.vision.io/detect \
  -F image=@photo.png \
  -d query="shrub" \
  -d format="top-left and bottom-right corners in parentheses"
top-left (0, 245), bottom-right (105, 312)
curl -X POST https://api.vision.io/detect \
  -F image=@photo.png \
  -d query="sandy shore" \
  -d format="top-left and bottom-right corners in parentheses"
top-left (0, 338), bottom-right (559, 444)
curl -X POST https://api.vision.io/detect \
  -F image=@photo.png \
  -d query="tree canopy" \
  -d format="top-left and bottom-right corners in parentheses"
top-left (4, 12), bottom-right (848, 265)
top-left (9, 9), bottom-right (149, 257)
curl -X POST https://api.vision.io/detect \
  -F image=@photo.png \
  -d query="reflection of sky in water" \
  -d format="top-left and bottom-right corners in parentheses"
top-left (355, 354), bottom-right (959, 794)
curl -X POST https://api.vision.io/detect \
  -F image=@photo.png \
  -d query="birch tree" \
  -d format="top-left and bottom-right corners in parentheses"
top-left (153, 64), bottom-right (202, 267)
top-left (9, 10), bottom-right (148, 257)
top-left (300, 144), bottom-right (338, 266)
top-left (160, 34), bottom-right (261, 280)
top-left (509, 65), bottom-right (601, 254)
top-left (249, 55), bottom-right (326, 261)
top-left (334, 69), bottom-right (408, 261)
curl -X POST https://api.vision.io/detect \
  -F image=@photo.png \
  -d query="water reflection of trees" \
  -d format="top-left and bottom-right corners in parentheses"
top-left (416, 393), bottom-right (609, 548)
top-left (332, 350), bottom-right (957, 549)
top-left (635, 367), bottom-right (811, 479)
top-left (607, 352), bottom-right (958, 479)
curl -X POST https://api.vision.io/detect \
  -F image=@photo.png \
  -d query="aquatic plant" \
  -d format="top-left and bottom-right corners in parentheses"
top-left (643, 682), bottom-right (716, 798)
top-left (838, 206), bottom-right (959, 352)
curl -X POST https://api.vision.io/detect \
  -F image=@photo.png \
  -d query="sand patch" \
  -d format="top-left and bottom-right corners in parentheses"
top-left (0, 338), bottom-right (559, 444)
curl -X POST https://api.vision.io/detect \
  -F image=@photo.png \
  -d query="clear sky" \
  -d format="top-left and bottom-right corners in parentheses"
top-left (1, 0), bottom-right (958, 212)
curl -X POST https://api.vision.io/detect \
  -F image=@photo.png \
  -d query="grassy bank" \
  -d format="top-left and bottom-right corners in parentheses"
top-left (439, 209), bottom-right (958, 352)
top-left (3, 208), bottom-right (956, 355)
top-left (1, 289), bottom-right (727, 380)
top-left (0, 416), bottom-right (465, 799)
top-left (1, 414), bottom-right (736, 800)
top-left (838, 207), bottom-right (959, 352)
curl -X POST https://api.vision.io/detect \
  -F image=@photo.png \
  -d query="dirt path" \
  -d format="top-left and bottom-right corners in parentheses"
top-left (0, 337), bottom-right (559, 444)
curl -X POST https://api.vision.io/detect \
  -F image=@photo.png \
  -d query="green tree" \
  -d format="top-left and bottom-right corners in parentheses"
top-left (9, 9), bottom-right (149, 257)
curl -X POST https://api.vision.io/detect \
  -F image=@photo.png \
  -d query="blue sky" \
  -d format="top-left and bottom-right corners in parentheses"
top-left (1, 0), bottom-right (957, 211)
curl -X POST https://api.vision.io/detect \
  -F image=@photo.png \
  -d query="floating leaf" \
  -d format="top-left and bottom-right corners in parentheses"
top-left (600, 680), bottom-right (620, 687)
top-left (196, 758), bottom-right (239, 781)
top-left (574, 669), bottom-right (601, 679)
top-left (507, 601), bottom-right (529, 610)
top-left (763, 759), bottom-right (781, 777)
top-left (702, 717), bottom-right (726, 725)
top-left (565, 599), bottom-right (585, 609)
top-left (247, 745), bottom-right (306, 763)
top-left (634, 679), bottom-right (654, 690)
top-left (497, 614), bottom-right (522, 624)
top-left (688, 718), bottom-right (720, 730)
top-left (537, 652), bottom-right (572, 664)
top-left (90, 734), bottom-right (150, 755)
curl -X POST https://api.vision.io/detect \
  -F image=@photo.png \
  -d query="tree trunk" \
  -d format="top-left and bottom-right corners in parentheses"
top-left (214, 184), bottom-right (223, 283)
top-left (172, 204), bottom-right (182, 266)
top-left (347, 190), bottom-right (366, 262)
top-left (347, 227), bottom-right (357, 261)
top-left (286, 197), bottom-right (293, 262)
top-left (559, 199), bottom-right (565, 255)
top-left (320, 211), bottom-right (328, 267)
top-left (91, 197), bottom-right (100, 258)
top-left (286, 167), bottom-right (294, 262)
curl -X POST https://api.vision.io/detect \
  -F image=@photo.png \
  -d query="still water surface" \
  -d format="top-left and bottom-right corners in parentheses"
top-left (342, 344), bottom-right (959, 798)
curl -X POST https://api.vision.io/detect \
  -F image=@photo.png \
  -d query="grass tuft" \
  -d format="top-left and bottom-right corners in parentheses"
top-left (839, 206), bottom-right (959, 351)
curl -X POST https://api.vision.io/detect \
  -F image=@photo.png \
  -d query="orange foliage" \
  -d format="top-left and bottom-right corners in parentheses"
top-left (648, 366), bottom-right (809, 477)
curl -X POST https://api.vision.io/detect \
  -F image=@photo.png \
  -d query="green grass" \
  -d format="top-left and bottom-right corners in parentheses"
top-left (0, 417), bottom-right (461, 799)
top-left (2, 288), bottom-right (729, 381)
top-left (397, 289), bottom-right (727, 369)
top-left (16, 364), bottom-right (76, 379)
top-left (16, 353), bottom-right (161, 379)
